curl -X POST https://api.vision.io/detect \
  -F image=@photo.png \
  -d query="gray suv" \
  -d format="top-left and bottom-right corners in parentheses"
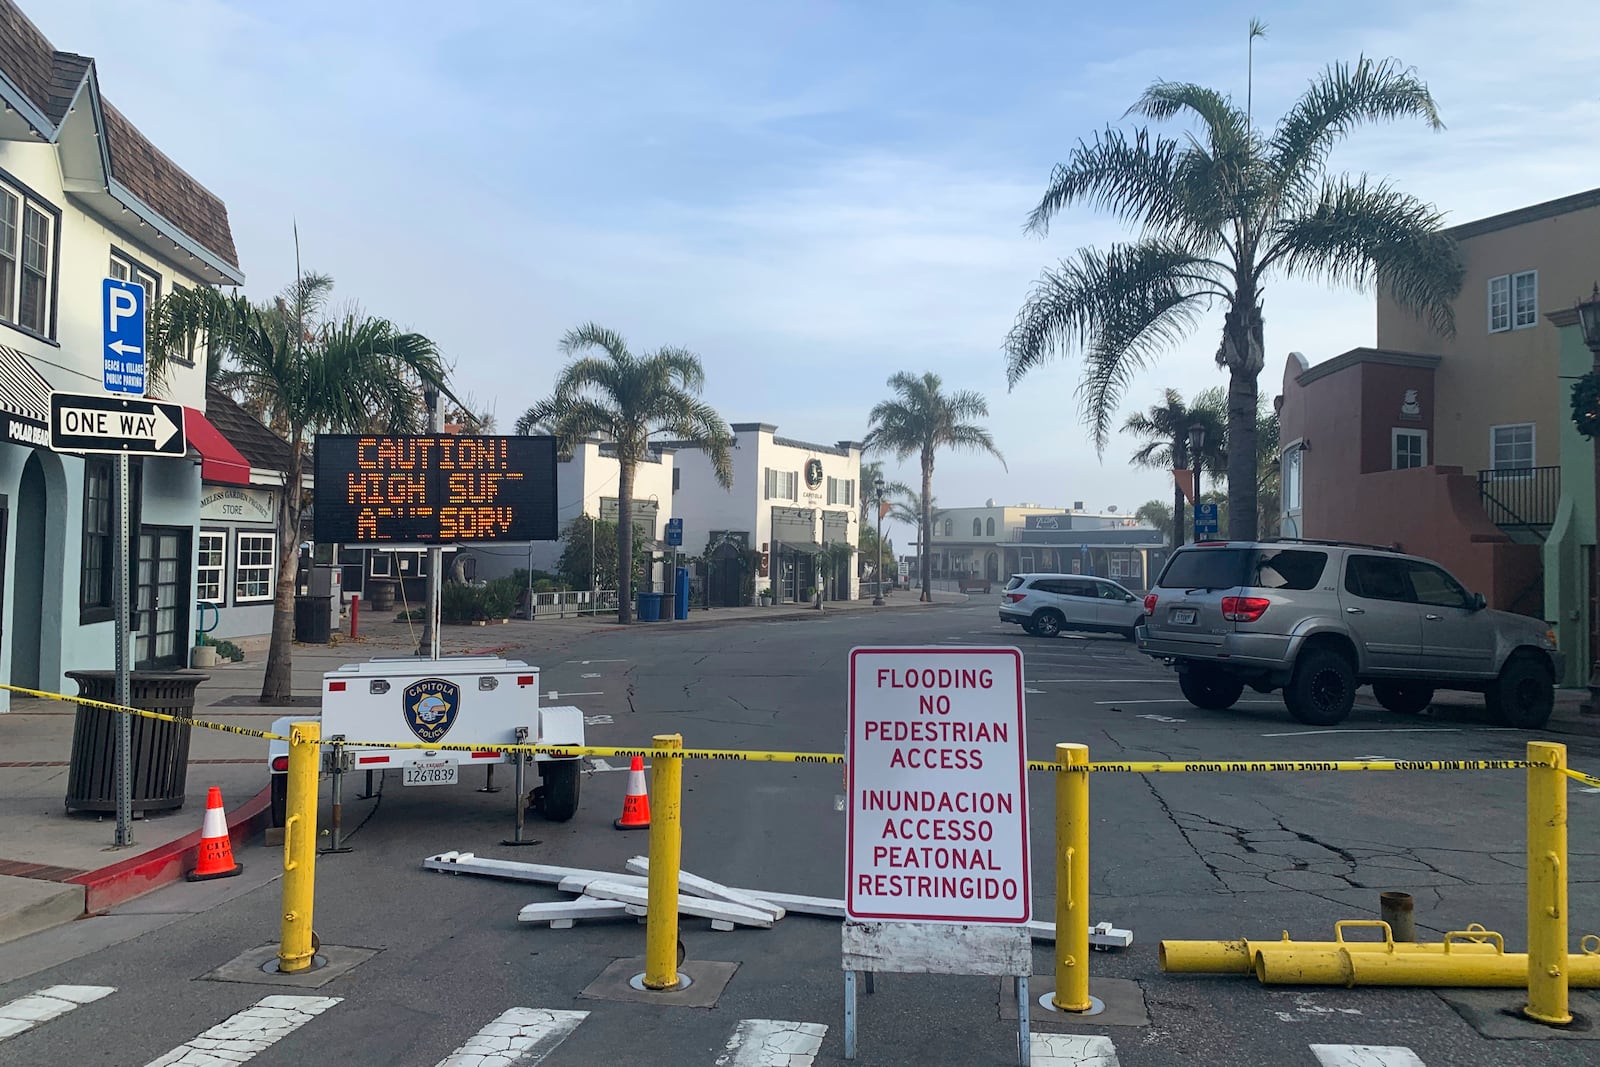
top-left (1134, 539), bottom-right (1562, 728)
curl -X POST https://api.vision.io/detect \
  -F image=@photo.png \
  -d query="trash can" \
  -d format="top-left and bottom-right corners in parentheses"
top-left (659, 592), bottom-right (675, 620)
top-left (636, 591), bottom-right (663, 622)
top-left (295, 594), bottom-right (332, 643)
top-left (65, 670), bottom-right (208, 814)
top-left (675, 566), bottom-right (690, 620)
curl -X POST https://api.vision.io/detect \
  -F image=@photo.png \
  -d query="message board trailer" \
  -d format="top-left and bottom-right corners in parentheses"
top-left (843, 646), bottom-right (1032, 1063)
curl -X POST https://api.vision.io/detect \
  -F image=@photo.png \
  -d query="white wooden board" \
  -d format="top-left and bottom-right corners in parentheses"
top-left (841, 919), bottom-right (1031, 976)
top-left (625, 858), bottom-right (786, 920)
top-left (578, 880), bottom-right (774, 928)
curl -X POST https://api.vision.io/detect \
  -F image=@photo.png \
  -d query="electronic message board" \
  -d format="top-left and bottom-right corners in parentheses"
top-left (313, 434), bottom-right (558, 544)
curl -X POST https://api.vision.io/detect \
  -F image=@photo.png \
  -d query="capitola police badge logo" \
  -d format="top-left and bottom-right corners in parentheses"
top-left (403, 678), bottom-right (459, 743)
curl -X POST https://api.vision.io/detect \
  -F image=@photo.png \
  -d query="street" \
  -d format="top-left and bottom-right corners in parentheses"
top-left (2, 600), bottom-right (1597, 1066)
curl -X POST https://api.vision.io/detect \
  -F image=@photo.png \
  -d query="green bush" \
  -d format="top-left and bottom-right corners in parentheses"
top-left (211, 639), bottom-right (244, 662)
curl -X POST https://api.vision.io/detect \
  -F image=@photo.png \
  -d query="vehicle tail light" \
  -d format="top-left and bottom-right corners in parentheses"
top-left (1143, 594), bottom-right (1158, 614)
top-left (271, 755), bottom-right (288, 772)
top-left (1221, 596), bottom-right (1271, 623)
top-left (1005, 593), bottom-right (1026, 603)
top-left (328, 681), bottom-right (346, 692)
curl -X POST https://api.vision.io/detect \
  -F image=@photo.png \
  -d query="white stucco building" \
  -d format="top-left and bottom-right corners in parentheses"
top-left (670, 423), bottom-right (862, 605)
top-left (0, 3), bottom-right (245, 709)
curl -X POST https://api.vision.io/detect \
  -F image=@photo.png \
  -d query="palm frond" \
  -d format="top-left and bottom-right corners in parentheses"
top-left (559, 323), bottom-right (632, 362)
top-left (1262, 175), bottom-right (1463, 335)
top-left (1025, 129), bottom-right (1189, 237)
top-left (1127, 81), bottom-right (1251, 155)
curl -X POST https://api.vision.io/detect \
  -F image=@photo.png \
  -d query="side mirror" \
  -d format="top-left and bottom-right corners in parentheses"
top-left (1471, 592), bottom-right (1487, 611)
top-left (1125, 594), bottom-right (1137, 602)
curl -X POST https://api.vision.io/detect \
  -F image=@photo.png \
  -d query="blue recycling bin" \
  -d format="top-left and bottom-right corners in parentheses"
top-left (636, 591), bottom-right (663, 622)
top-left (674, 566), bottom-right (690, 620)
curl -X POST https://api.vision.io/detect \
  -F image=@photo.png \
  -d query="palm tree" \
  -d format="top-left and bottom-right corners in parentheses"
top-left (865, 372), bottom-right (1005, 602)
top-left (1134, 499), bottom-right (1174, 544)
top-left (517, 324), bottom-right (732, 624)
top-left (1005, 55), bottom-right (1464, 539)
top-left (1123, 388), bottom-right (1226, 547)
top-left (155, 275), bottom-right (454, 703)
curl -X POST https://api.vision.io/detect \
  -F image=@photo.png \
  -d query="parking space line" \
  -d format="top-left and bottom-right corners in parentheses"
top-left (1260, 727), bottom-right (1465, 738)
top-left (715, 1019), bottom-right (828, 1066)
top-left (435, 1007), bottom-right (588, 1066)
top-left (1310, 1045), bottom-right (1425, 1067)
top-left (1029, 1033), bottom-right (1120, 1066)
top-left (1094, 698), bottom-right (1278, 706)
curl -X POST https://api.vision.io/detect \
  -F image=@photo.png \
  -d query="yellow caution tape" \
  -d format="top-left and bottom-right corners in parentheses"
top-left (1567, 767), bottom-right (1600, 789)
top-left (2, 683), bottom-right (288, 741)
top-left (1038, 758), bottom-right (1538, 774)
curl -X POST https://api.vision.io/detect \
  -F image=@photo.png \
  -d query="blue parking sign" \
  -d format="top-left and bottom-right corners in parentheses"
top-left (666, 517), bottom-right (683, 546)
top-left (1194, 502), bottom-right (1220, 538)
top-left (103, 278), bottom-right (146, 395)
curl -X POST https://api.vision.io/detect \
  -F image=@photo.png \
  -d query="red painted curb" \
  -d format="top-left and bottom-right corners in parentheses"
top-left (65, 785), bottom-right (274, 915)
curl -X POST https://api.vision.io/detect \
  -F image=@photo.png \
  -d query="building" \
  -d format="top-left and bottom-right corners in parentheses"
top-left (921, 503), bottom-right (1165, 590)
top-left (0, 2), bottom-right (244, 707)
top-left (670, 423), bottom-right (862, 606)
top-left (1277, 187), bottom-right (1600, 686)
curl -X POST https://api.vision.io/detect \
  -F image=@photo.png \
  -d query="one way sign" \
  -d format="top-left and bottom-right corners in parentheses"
top-left (50, 392), bottom-right (186, 457)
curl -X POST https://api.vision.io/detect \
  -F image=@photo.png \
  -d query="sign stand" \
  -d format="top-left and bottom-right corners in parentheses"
top-left (113, 453), bottom-right (133, 847)
top-left (843, 646), bottom-right (1032, 1064)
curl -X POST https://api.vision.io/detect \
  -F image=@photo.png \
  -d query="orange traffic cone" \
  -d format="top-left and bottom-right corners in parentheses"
top-left (187, 786), bottom-right (243, 881)
top-left (613, 756), bottom-right (651, 830)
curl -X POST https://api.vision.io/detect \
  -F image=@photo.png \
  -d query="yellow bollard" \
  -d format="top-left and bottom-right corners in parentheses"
top-left (1053, 743), bottom-right (1091, 1012)
top-left (644, 733), bottom-right (683, 990)
top-left (1525, 740), bottom-right (1571, 1025)
top-left (278, 721), bottom-right (320, 975)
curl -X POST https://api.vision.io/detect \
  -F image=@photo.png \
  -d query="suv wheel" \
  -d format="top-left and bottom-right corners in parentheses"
top-left (1284, 647), bottom-right (1356, 726)
top-left (1021, 619), bottom-right (1041, 636)
top-left (1485, 654), bottom-right (1554, 730)
top-left (1178, 668), bottom-right (1245, 711)
top-left (1373, 682), bottom-right (1434, 715)
top-left (1032, 610), bottom-right (1064, 638)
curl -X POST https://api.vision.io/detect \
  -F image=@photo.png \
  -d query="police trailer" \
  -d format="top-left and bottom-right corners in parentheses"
top-left (267, 656), bottom-right (585, 838)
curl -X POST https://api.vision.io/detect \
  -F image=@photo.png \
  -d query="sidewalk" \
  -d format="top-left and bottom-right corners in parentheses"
top-left (0, 588), bottom-right (965, 944)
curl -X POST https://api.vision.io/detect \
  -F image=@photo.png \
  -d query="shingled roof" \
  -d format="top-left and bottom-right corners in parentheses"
top-left (205, 385), bottom-right (292, 473)
top-left (0, 0), bottom-right (239, 269)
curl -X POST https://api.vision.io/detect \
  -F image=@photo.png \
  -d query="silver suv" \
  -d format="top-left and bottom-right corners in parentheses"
top-left (999, 573), bottom-right (1146, 639)
top-left (1135, 539), bottom-right (1562, 728)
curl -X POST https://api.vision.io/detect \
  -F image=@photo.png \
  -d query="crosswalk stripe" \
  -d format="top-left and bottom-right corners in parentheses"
top-left (0, 986), bottom-right (116, 1042)
top-left (143, 995), bottom-right (341, 1066)
top-left (1030, 1034), bottom-right (1120, 1067)
top-left (715, 1019), bottom-right (828, 1066)
top-left (435, 1007), bottom-right (589, 1066)
top-left (1310, 1046), bottom-right (1426, 1067)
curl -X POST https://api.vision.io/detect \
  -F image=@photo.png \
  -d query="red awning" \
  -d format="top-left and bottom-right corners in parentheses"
top-left (186, 407), bottom-right (252, 486)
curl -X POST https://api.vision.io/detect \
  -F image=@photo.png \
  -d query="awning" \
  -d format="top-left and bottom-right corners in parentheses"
top-left (0, 344), bottom-right (50, 448)
top-left (186, 407), bottom-right (253, 486)
top-left (779, 541), bottom-right (826, 555)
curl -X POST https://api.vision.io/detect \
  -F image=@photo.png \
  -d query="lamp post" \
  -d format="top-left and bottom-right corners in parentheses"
top-left (1574, 283), bottom-right (1600, 708)
top-left (1188, 422), bottom-right (1206, 541)
top-left (873, 477), bottom-right (886, 606)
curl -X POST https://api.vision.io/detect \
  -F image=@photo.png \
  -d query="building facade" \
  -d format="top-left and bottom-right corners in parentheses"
top-left (922, 504), bottom-right (1164, 590)
top-left (0, 2), bottom-right (244, 708)
top-left (671, 423), bottom-right (862, 606)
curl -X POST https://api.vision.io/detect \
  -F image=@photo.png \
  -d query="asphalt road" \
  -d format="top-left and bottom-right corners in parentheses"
top-left (3, 600), bottom-right (1599, 1066)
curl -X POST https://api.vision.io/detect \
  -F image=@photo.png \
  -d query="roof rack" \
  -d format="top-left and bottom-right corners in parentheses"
top-left (1267, 537), bottom-right (1402, 553)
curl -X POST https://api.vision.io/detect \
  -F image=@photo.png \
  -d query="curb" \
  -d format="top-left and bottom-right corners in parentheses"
top-left (65, 784), bottom-right (274, 915)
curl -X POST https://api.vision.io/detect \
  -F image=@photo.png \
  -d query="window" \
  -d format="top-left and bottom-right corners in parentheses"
top-left (1252, 549), bottom-right (1327, 590)
top-left (672, 467), bottom-right (680, 493)
top-left (235, 533), bottom-right (276, 602)
top-left (1406, 560), bottom-right (1471, 610)
top-left (826, 476), bottom-right (856, 506)
top-left (972, 518), bottom-right (983, 536)
top-left (1282, 445), bottom-right (1303, 510)
top-left (985, 518), bottom-right (996, 536)
top-left (109, 252), bottom-right (160, 308)
top-left (763, 468), bottom-right (797, 501)
top-left (942, 519), bottom-right (953, 537)
top-left (1490, 423), bottom-right (1535, 471)
top-left (1097, 579), bottom-right (1129, 598)
top-left (1392, 429), bottom-right (1427, 470)
top-left (80, 459), bottom-right (115, 618)
top-left (1488, 271), bottom-right (1537, 332)
top-left (0, 176), bottom-right (58, 338)
top-left (197, 531), bottom-right (226, 603)
top-left (1344, 554), bottom-right (1412, 602)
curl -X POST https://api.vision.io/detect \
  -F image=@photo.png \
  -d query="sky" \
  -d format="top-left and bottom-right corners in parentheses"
top-left (34, 0), bottom-right (1600, 545)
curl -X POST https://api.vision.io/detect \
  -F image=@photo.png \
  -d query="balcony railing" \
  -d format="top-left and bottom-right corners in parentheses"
top-left (1477, 465), bottom-right (1561, 529)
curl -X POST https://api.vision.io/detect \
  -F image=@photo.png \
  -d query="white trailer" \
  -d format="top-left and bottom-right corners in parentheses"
top-left (267, 655), bottom-right (584, 828)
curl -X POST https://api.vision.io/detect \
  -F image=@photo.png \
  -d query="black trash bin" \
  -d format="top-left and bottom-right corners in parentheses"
top-left (294, 595), bottom-right (331, 643)
top-left (65, 670), bottom-right (208, 814)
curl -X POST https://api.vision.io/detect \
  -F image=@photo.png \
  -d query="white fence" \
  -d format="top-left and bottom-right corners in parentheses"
top-left (519, 589), bottom-right (620, 619)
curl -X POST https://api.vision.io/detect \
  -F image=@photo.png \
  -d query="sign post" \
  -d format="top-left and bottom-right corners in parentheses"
top-left (844, 646), bottom-right (1031, 1063)
top-left (666, 518), bottom-right (683, 620)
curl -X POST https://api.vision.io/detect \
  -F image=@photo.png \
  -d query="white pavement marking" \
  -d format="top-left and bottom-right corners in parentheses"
top-left (1261, 727), bottom-right (1464, 738)
top-left (1029, 1033), bottom-right (1120, 1066)
top-left (1096, 698), bottom-right (1276, 706)
top-left (144, 995), bottom-right (341, 1066)
top-left (434, 1007), bottom-right (589, 1066)
top-left (1310, 1045), bottom-right (1426, 1067)
top-left (1032, 678), bottom-right (1173, 684)
top-left (570, 659), bottom-right (627, 664)
top-left (580, 672), bottom-right (602, 678)
top-left (715, 1019), bottom-right (828, 1066)
top-left (583, 714), bottom-right (614, 725)
top-left (0, 985), bottom-right (115, 1042)
top-left (1136, 714), bottom-right (1187, 723)
top-left (544, 691), bottom-right (603, 701)
top-left (1026, 688), bottom-right (1046, 694)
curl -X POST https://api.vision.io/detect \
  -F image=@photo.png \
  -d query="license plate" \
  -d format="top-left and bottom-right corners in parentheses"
top-left (403, 759), bottom-right (457, 787)
top-left (1169, 608), bottom-right (1198, 625)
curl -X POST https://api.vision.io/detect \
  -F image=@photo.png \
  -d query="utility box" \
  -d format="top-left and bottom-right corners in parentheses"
top-left (309, 564), bottom-right (344, 631)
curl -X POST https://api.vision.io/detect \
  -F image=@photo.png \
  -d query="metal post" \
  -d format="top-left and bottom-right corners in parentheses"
top-left (1381, 892), bottom-right (1415, 942)
top-left (1053, 742), bottom-right (1091, 1011)
top-left (1016, 974), bottom-right (1031, 1067)
top-left (420, 388), bottom-right (442, 659)
top-left (321, 740), bottom-right (351, 854)
top-left (843, 970), bottom-right (857, 1059)
top-left (113, 453), bottom-right (133, 847)
top-left (478, 762), bottom-right (500, 793)
top-left (644, 733), bottom-right (684, 989)
top-left (1525, 740), bottom-right (1572, 1025)
top-left (503, 727), bottom-right (536, 846)
top-left (278, 720), bottom-right (321, 974)
top-left (872, 482), bottom-right (885, 606)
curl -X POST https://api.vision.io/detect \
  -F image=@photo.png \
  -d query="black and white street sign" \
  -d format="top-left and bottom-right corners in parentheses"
top-left (50, 391), bottom-right (186, 456)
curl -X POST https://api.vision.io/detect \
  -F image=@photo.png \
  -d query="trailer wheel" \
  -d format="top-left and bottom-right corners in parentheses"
top-left (539, 759), bottom-right (581, 822)
top-left (270, 774), bottom-right (287, 828)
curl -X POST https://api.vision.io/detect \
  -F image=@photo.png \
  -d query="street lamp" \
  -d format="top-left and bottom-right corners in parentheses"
top-left (1188, 422), bottom-right (1206, 541)
top-left (1574, 283), bottom-right (1600, 708)
top-left (873, 477), bottom-right (886, 606)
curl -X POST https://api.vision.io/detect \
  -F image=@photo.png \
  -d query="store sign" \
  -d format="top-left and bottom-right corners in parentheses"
top-left (312, 434), bottom-right (558, 544)
top-left (201, 485), bottom-right (276, 524)
top-left (3, 411), bottom-right (48, 448)
top-left (846, 647), bottom-right (1030, 924)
